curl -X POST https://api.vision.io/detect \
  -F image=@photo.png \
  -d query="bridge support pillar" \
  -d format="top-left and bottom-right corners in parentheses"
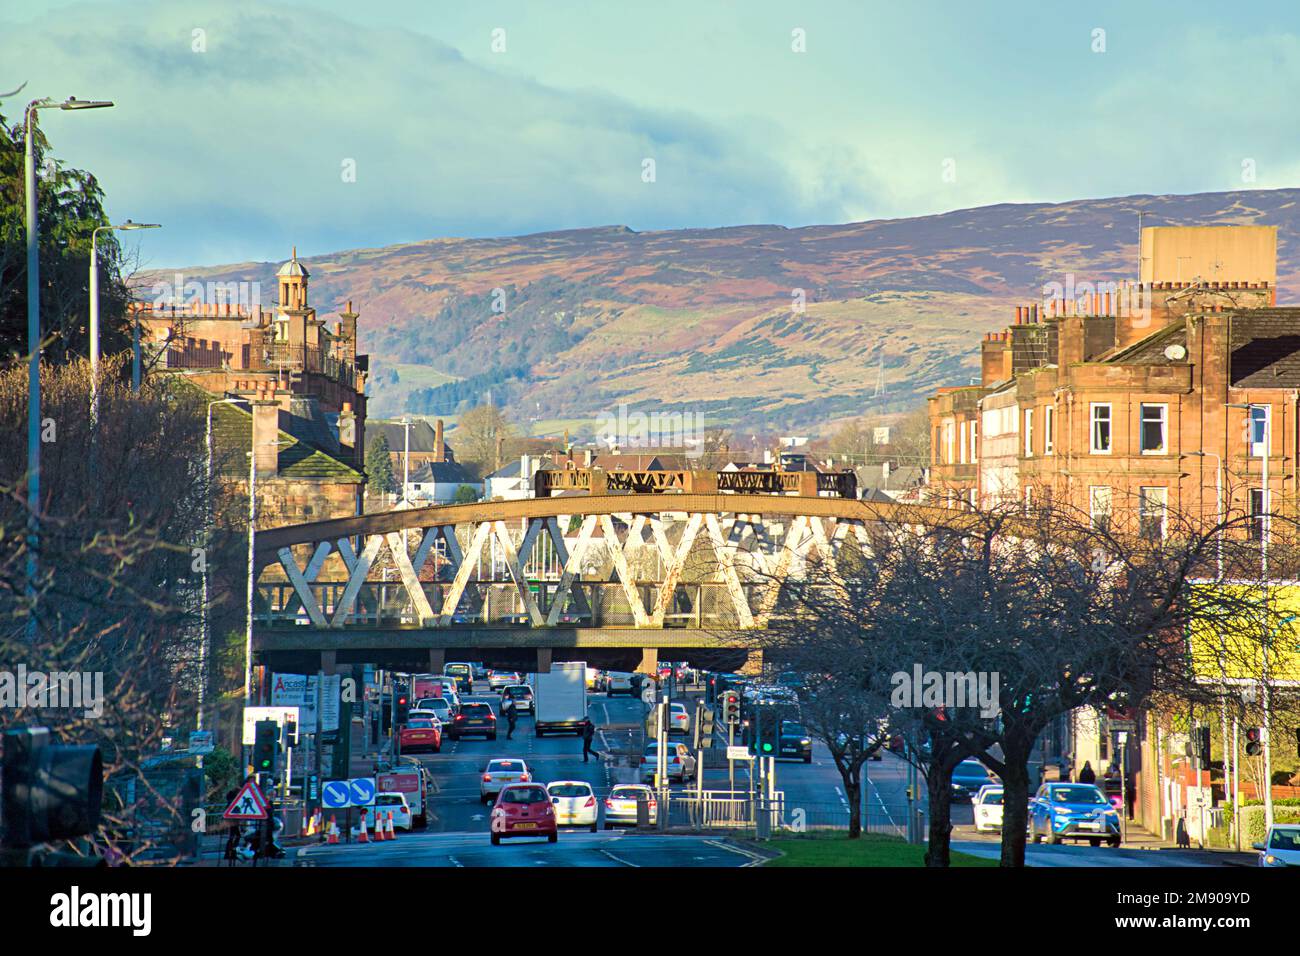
top-left (427, 649), bottom-right (445, 674)
top-left (320, 650), bottom-right (337, 675)
top-left (635, 648), bottom-right (657, 676)
top-left (536, 648), bottom-right (552, 674)
top-left (738, 649), bottom-right (764, 676)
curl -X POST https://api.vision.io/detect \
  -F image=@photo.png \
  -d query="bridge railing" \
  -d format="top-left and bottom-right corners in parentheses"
top-left (255, 580), bottom-right (778, 628)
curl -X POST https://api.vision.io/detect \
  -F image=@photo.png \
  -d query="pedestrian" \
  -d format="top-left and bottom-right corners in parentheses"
top-left (582, 719), bottom-right (600, 763)
top-left (1078, 760), bottom-right (1096, 784)
top-left (222, 788), bottom-right (241, 866)
top-left (504, 699), bottom-right (517, 740)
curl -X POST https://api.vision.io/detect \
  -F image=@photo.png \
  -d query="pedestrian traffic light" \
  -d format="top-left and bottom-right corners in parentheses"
top-left (2, 727), bottom-right (103, 849)
top-left (720, 692), bottom-right (740, 725)
top-left (1194, 726), bottom-right (1211, 765)
top-left (253, 720), bottom-right (278, 775)
top-left (1245, 727), bottom-right (1263, 757)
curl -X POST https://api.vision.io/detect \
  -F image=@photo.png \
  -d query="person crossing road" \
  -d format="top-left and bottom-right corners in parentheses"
top-left (504, 698), bottom-right (518, 740)
top-left (582, 719), bottom-right (600, 762)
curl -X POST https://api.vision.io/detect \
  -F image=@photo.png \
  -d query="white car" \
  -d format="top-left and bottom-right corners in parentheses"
top-left (1256, 824), bottom-right (1300, 867)
top-left (640, 741), bottom-right (697, 784)
top-left (668, 702), bottom-right (690, 735)
top-left (973, 785), bottom-right (1004, 832)
top-left (353, 792), bottom-right (412, 833)
top-left (546, 780), bottom-right (598, 831)
top-left (414, 698), bottom-right (454, 727)
top-left (606, 672), bottom-right (635, 696)
top-left (603, 784), bottom-right (658, 827)
top-left (480, 758), bottom-right (532, 803)
top-left (489, 671), bottom-right (522, 692)
top-left (502, 685), bottom-right (534, 713)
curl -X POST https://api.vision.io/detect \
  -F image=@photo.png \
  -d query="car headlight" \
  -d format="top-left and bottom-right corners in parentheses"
top-left (800, 738), bottom-right (811, 745)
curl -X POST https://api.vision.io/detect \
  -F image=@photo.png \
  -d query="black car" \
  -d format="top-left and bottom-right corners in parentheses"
top-left (950, 759), bottom-right (997, 800)
top-left (448, 702), bottom-right (497, 740)
top-left (778, 720), bottom-right (813, 763)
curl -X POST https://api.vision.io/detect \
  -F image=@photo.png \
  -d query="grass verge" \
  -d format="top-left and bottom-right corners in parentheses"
top-left (763, 832), bottom-right (999, 867)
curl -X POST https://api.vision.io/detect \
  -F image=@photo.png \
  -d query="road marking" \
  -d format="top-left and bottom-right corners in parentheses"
top-left (447, 855), bottom-right (463, 867)
top-left (600, 848), bottom-right (639, 867)
top-left (703, 839), bottom-right (767, 867)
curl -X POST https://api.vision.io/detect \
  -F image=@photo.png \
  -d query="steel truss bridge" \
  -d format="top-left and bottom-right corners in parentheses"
top-left (251, 470), bottom-right (939, 672)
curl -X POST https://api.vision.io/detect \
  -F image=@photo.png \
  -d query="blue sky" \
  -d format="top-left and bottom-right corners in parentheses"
top-left (2, 0), bottom-right (1299, 267)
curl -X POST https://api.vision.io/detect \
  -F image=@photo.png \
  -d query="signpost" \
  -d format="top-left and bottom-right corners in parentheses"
top-left (726, 745), bottom-right (753, 761)
top-left (188, 730), bottom-right (214, 755)
top-left (321, 776), bottom-right (376, 843)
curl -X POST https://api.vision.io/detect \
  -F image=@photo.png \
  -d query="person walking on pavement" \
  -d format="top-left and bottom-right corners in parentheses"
top-left (1078, 761), bottom-right (1096, 784)
top-left (582, 719), bottom-right (600, 763)
top-left (504, 698), bottom-right (518, 740)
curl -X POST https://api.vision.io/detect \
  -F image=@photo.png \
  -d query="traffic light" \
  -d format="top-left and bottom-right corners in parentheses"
top-left (253, 720), bottom-right (278, 775)
top-left (1194, 726), bottom-right (1211, 765)
top-left (284, 721), bottom-right (298, 748)
top-left (756, 707), bottom-right (780, 756)
top-left (396, 694), bottom-right (410, 726)
top-left (1245, 727), bottom-right (1263, 757)
top-left (699, 707), bottom-right (715, 740)
top-left (1295, 728), bottom-right (1300, 759)
top-left (2, 728), bottom-right (103, 849)
top-left (720, 692), bottom-right (740, 725)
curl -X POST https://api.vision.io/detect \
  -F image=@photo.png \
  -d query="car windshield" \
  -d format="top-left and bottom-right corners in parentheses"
top-left (980, 791), bottom-right (1005, 805)
top-left (956, 762), bottom-right (988, 776)
top-left (1051, 786), bottom-right (1106, 804)
top-left (548, 784), bottom-right (591, 797)
top-left (1269, 828), bottom-right (1300, 850)
top-left (781, 722), bottom-right (805, 735)
top-left (500, 787), bottom-right (546, 804)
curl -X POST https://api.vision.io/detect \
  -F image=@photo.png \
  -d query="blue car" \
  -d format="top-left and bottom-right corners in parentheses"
top-left (1029, 783), bottom-right (1121, 847)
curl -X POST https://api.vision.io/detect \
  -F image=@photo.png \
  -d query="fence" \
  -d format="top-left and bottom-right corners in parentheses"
top-left (660, 790), bottom-right (912, 839)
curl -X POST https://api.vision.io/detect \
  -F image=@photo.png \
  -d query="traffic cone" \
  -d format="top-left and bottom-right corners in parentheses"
top-left (327, 816), bottom-right (339, 844)
top-left (358, 809), bottom-right (369, 843)
top-left (386, 811), bottom-right (397, 840)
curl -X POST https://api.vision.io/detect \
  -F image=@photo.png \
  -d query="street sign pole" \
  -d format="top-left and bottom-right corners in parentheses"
top-left (1118, 731), bottom-right (1129, 846)
top-left (728, 723), bottom-right (735, 794)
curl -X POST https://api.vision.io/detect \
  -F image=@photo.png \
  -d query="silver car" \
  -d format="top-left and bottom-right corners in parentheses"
top-left (640, 741), bottom-right (697, 784)
top-left (603, 784), bottom-right (658, 827)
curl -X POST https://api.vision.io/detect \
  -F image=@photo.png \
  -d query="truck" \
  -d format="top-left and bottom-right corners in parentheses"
top-left (377, 766), bottom-right (427, 828)
top-left (532, 661), bottom-right (589, 736)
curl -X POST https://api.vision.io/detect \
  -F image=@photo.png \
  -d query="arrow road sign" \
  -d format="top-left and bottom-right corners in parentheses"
top-left (348, 777), bottom-right (376, 807)
top-left (322, 779), bottom-right (352, 810)
top-left (223, 778), bottom-right (270, 820)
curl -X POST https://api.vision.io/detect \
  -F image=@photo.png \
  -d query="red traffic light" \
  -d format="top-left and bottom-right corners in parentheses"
top-left (1246, 727), bottom-right (1263, 756)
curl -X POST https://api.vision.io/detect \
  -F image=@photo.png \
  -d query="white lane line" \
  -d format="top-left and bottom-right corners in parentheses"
top-left (447, 855), bottom-right (463, 867)
top-left (600, 848), bottom-right (639, 867)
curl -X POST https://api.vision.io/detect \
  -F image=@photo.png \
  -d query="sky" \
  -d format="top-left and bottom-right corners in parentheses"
top-left (2, 0), bottom-right (1299, 267)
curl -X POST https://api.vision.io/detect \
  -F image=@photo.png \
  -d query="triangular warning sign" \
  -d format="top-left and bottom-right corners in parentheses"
top-left (223, 778), bottom-right (270, 820)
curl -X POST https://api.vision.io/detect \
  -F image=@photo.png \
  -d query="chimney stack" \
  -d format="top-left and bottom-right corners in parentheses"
top-left (434, 419), bottom-right (445, 462)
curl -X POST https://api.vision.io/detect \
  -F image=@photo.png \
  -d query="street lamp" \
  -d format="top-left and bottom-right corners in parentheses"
top-left (90, 220), bottom-right (160, 418)
top-left (23, 95), bottom-right (114, 639)
top-left (1228, 401), bottom-right (1274, 827)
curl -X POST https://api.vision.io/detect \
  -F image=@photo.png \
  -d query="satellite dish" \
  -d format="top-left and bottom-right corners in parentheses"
top-left (1164, 344), bottom-right (1187, 361)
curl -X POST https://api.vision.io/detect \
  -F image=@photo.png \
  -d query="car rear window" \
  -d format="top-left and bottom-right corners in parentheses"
top-left (488, 760), bottom-right (525, 772)
top-left (407, 720), bottom-right (433, 728)
top-left (378, 795), bottom-right (404, 805)
top-left (500, 787), bottom-right (546, 804)
top-left (981, 792), bottom-right (1005, 805)
top-left (463, 704), bottom-right (491, 716)
top-left (548, 784), bottom-right (591, 797)
top-left (506, 686), bottom-right (532, 695)
top-left (611, 787), bottom-right (648, 798)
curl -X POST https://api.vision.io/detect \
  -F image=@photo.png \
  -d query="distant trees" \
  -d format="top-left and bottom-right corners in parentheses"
top-left (455, 404), bottom-right (516, 477)
top-left (365, 433), bottom-right (398, 496)
top-left (452, 484), bottom-right (479, 504)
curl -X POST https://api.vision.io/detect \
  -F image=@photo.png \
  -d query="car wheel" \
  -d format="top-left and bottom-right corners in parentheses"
top-left (803, 754), bottom-right (812, 764)
top-left (488, 733), bottom-right (497, 741)
top-left (480, 794), bottom-right (489, 804)
top-left (1030, 823), bottom-right (1042, 844)
top-left (490, 833), bottom-right (500, 846)
top-left (547, 831), bottom-right (558, 844)
top-left (589, 822), bottom-right (598, 833)
top-left (1108, 836), bottom-right (1121, 848)
top-left (536, 727), bottom-right (544, 737)
top-left (1045, 829), bottom-right (1060, 846)
top-left (1089, 838), bottom-right (1100, 847)
top-left (604, 823), bottom-right (612, 830)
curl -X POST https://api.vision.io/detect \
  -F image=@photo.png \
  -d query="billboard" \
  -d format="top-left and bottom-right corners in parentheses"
top-left (1187, 582), bottom-right (1300, 685)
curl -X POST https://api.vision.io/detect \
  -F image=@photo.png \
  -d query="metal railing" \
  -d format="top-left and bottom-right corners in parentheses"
top-left (658, 790), bottom-right (911, 839)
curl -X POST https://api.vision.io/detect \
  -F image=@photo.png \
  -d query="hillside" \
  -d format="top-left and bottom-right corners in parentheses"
top-left (156, 188), bottom-right (1300, 432)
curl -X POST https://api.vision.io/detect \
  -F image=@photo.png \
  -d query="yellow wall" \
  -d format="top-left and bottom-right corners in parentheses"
top-left (1140, 226), bottom-right (1277, 287)
top-left (1189, 583), bottom-right (1300, 683)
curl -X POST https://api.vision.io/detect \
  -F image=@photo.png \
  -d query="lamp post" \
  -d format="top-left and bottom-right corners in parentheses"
top-left (23, 95), bottom-right (113, 639)
top-left (1228, 401), bottom-right (1274, 827)
top-left (90, 220), bottom-right (160, 420)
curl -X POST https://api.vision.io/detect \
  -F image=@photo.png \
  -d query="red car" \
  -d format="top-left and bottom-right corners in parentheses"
top-left (490, 783), bottom-right (558, 844)
top-left (399, 718), bottom-right (442, 753)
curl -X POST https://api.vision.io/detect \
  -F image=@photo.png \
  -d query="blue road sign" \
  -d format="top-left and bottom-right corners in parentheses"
top-left (348, 777), bottom-right (376, 807)
top-left (322, 779), bottom-right (351, 809)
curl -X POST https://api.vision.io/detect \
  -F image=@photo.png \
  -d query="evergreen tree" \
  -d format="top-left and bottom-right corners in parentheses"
top-left (365, 433), bottom-right (398, 495)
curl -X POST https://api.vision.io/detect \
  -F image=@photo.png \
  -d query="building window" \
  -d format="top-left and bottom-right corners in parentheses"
top-left (1090, 403), bottom-right (1112, 454)
top-left (959, 421), bottom-right (967, 465)
top-left (969, 487), bottom-right (978, 509)
top-left (1089, 485), bottom-right (1112, 531)
top-left (970, 421), bottom-right (978, 463)
top-left (1044, 405), bottom-right (1054, 454)
top-left (1140, 403), bottom-right (1167, 455)
top-left (1024, 409), bottom-right (1034, 458)
top-left (1023, 485), bottom-right (1033, 514)
top-left (1249, 488), bottom-right (1266, 542)
top-left (1139, 486), bottom-right (1167, 540)
top-left (944, 422), bottom-right (955, 465)
top-left (1249, 406), bottom-right (1269, 458)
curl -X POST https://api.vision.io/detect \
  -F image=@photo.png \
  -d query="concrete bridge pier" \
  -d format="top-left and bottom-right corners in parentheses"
top-left (635, 648), bottom-right (657, 676)
top-left (738, 649), bottom-right (764, 676)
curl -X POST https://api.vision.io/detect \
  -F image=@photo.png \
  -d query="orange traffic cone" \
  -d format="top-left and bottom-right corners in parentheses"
top-left (357, 809), bottom-right (369, 843)
top-left (326, 816), bottom-right (339, 844)
top-left (386, 811), bottom-right (397, 840)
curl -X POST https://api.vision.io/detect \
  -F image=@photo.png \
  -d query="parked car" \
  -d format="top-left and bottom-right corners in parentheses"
top-left (1029, 783), bottom-right (1121, 847)
top-left (502, 685), bottom-right (534, 713)
top-left (399, 718), bottom-right (442, 754)
top-left (480, 758), bottom-right (532, 803)
top-left (365, 792), bottom-right (412, 832)
top-left (951, 760), bottom-right (998, 800)
top-left (546, 780), bottom-right (598, 831)
top-left (606, 672), bottom-right (636, 696)
top-left (450, 702), bottom-right (497, 740)
top-left (489, 671), bottom-right (522, 693)
top-left (973, 785), bottom-right (1004, 832)
top-left (640, 741), bottom-right (697, 784)
top-left (1255, 824), bottom-right (1300, 867)
top-left (490, 783), bottom-right (557, 844)
top-left (603, 784), bottom-right (658, 827)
